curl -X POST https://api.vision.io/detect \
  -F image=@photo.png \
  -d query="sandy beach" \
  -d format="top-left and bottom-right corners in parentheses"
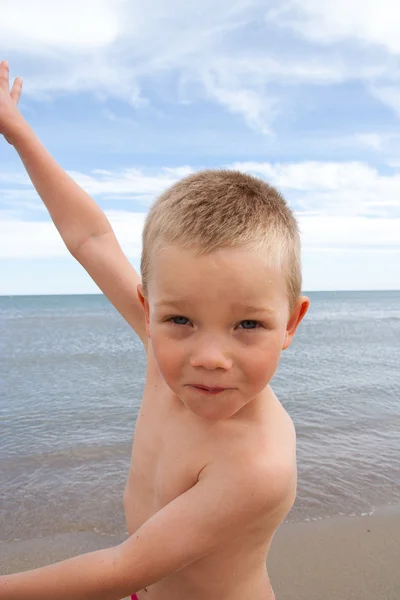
top-left (1, 505), bottom-right (399, 600)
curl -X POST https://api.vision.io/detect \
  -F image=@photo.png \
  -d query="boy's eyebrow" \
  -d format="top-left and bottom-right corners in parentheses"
top-left (155, 300), bottom-right (277, 315)
top-left (154, 300), bottom-right (184, 309)
top-left (230, 303), bottom-right (277, 316)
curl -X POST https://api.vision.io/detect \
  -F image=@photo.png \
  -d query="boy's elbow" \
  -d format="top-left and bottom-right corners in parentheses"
top-left (68, 230), bottom-right (107, 260)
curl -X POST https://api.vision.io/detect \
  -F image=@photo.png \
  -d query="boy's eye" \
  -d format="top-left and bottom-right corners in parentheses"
top-left (170, 316), bottom-right (190, 325)
top-left (239, 320), bottom-right (260, 330)
top-left (166, 317), bottom-right (262, 329)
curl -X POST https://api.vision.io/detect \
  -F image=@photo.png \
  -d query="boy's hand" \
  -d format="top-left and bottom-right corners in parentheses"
top-left (0, 60), bottom-right (24, 144)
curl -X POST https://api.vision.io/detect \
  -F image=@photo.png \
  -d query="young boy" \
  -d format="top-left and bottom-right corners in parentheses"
top-left (0, 60), bottom-right (309, 600)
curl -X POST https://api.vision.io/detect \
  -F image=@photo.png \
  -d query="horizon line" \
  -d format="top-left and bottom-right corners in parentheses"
top-left (1, 289), bottom-right (400, 298)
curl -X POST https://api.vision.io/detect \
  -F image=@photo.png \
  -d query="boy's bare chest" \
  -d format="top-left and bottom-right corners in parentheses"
top-left (122, 349), bottom-right (295, 599)
top-left (123, 381), bottom-right (215, 535)
top-left (123, 346), bottom-right (295, 544)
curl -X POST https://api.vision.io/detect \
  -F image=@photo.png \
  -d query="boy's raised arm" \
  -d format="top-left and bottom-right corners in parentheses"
top-left (0, 60), bottom-right (147, 346)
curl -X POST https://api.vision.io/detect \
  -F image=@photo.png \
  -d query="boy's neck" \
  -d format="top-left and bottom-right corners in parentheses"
top-left (171, 385), bottom-right (275, 427)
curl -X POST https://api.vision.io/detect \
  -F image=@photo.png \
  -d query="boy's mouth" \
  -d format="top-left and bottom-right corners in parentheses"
top-left (189, 384), bottom-right (228, 394)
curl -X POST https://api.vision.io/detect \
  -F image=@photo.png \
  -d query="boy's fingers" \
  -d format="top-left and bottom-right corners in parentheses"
top-left (0, 59), bottom-right (10, 90)
top-left (10, 77), bottom-right (23, 103)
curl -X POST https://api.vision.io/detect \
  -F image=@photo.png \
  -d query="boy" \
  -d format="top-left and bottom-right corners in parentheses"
top-left (0, 60), bottom-right (309, 600)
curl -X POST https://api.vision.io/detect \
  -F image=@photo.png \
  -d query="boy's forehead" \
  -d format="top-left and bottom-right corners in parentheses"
top-left (152, 243), bottom-right (279, 273)
top-left (149, 244), bottom-right (288, 307)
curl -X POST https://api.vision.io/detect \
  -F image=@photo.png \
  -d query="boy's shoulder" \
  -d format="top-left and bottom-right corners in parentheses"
top-left (193, 386), bottom-right (297, 506)
top-left (203, 389), bottom-right (297, 515)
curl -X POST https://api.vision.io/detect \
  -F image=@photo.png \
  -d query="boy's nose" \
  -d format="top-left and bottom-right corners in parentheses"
top-left (189, 342), bottom-right (233, 371)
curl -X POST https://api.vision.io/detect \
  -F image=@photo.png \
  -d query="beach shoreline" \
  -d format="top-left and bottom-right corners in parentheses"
top-left (1, 505), bottom-right (399, 600)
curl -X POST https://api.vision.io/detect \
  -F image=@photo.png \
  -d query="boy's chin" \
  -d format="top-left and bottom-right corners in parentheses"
top-left (177, 388), bottom-right (254, 421)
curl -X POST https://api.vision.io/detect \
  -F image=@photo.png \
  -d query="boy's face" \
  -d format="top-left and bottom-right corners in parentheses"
top-left (139, 244), bottom-right (309, 422)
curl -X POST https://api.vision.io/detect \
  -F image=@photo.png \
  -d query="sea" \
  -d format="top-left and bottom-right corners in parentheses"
top-left (1, 291), bottom-right (399, 543)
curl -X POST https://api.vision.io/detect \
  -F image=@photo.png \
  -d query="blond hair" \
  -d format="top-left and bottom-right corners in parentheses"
top-left (141, 169), bottom-right (302, 313)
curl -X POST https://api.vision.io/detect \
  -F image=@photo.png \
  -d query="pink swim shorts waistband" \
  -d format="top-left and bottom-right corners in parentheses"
top-left (131, 592), bottom-right (275, 599)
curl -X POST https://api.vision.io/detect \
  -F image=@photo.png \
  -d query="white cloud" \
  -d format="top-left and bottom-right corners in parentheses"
top-left (3, 161), bottom-right (400, 221)
top-left (2, 211), bottom-right (399, 261)
top-left (0, 188), bottom-right (42, 206)
top-left (2, 159), bottom-right (399, 292)
top-left (299, 216), bottom-right (400, 250)
top-left (354, 133), bottom-right (387, 151)
top-left (2, 159), bottom-right (400, 260)
top-left (0, 166), bottom-right (194, 207)
top-left (279, 0), bottom-right (400, 54)
top-left (0, 171), bottom-right (31, 185)
top-left (0, 210), bottom-right (145, 258)
top-left (232, 161), bottom-right (400, 217)
top-left (22, 62), bottom-right (146, 107)
top-left (3, 0), bottom-right (400, 131)
top-left (203, 81), bottom-right (277, 135)
top-left (162, 166), bottom-right (194, 178)
top-left (0, 218), bottom-right (68, 258)
top-left (67, 168), bottom-right (175, 202)
top-left (369, 85), bottom-right (400, 119)
top-left (3, 2), bottom-right (400, 293)
top-left (0, 0), bottom-right (120, 51)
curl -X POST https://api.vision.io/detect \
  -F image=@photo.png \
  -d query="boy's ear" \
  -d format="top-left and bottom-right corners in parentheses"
top-left (282, 296), bottom-right (310, 351)
top-left (137, 283), bottom-right (151, 338)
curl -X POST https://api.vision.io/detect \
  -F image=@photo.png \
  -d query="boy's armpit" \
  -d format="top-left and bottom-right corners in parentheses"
top-left (114, 455), bottom-right (290, 592)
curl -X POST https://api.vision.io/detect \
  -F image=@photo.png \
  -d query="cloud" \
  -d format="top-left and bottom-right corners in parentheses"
top-left (2, 210), bottom-right (399, 260)
top-left (354, 133), bottom-right (387, 151)
top-left (0, 166), bottom-right (194, 210)
top-left (202, 79), bottom-right (277, 135)
top-left (298, 216), bottom-right (400, 251)
top-left (232, 161), bottom-right (400, 217)
top-left (21, 61), bottom-right (146, 107)
top-left (275, 0), bottom-right (400, 54)
top-left (1, 1), bottom-right (144, 105)
top-left (0, 0), bottom-right (121, 51)
top-left (2, 0), bottom-right (400, 135)
top-left (0, 210), bottom-right (145, 258)
top-left (1, 159), bottom-right (399, 260)
top-left (68, 166), bottom-right (197, 202)
top-left (369, 85), bottom-right (400, 119)
top-left (3, 2), bottom-right (400, 293)
top-left (2, 160), bottom-right (400, 224)
top-left (0, 1), bottom-right (387, 130)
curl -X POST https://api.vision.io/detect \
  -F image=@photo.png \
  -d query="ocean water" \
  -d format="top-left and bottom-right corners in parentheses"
top-left (1, 291), bottom-right (400, 543)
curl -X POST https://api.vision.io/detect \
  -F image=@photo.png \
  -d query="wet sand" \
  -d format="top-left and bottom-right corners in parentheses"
top-left (1, 505), bottom-right (399, 600)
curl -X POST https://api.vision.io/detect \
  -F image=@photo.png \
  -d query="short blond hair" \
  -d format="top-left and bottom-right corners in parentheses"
top-left (141, 169), bottom-right (302, 313)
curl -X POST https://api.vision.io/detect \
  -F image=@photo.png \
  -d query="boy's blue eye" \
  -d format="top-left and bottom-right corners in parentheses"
top-left (170, 316), bottom-right (189, 325)
top-left (167, 317), bottom-right (261, 329)
top-left (239, 320), bottom-right (259, 329)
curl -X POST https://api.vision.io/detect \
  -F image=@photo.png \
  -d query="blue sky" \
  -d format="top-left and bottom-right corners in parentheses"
top-left (1, 0), bottom-right (400, 295)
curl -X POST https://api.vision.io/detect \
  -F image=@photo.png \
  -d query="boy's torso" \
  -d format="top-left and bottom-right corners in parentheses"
top-left (123, 343), bottom-right (296, 600)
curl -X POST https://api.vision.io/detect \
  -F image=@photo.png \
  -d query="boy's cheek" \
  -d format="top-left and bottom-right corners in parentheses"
top-left (151, 335), bottom-right (182, 381)
top-left (250, 345), bottom-right (282, 384)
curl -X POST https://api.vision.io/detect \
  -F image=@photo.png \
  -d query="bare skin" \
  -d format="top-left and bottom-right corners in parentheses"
top-left (0, 60), bottom-right (309, 600)
top-left (124, 345), bottom-right (297, 600)
top-left (121, 244), bottom-right (306, 600)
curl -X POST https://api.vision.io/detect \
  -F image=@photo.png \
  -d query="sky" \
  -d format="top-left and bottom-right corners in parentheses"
top-left (1, 0), bottom-right (400, 295)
